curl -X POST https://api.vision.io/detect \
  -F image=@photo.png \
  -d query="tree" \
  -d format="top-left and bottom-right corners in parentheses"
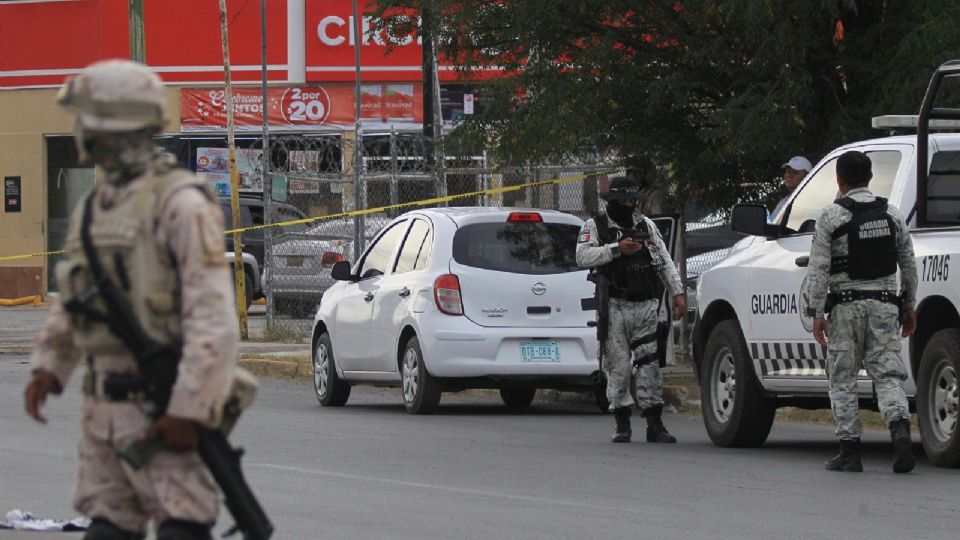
top-left (373, 0), bottom-right (960, 211)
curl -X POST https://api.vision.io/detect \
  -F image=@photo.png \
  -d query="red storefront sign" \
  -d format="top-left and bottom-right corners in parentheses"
top-left (180, 84), bottom-right (423, 131)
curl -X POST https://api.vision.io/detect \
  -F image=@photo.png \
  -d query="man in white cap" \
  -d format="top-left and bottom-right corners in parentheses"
top-left (771, 155), bottom-right (813, 220)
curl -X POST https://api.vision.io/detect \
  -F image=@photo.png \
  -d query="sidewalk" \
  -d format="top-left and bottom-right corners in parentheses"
top-left (1, 302), bottom-right (702, 409)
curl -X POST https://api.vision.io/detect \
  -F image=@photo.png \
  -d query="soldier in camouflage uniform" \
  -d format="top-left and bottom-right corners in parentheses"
top-left (806, 151), bottom-right (918, 473)
top-left (23, 60), bottom-right (238, 538)
top-left (577, 177), bottom-right (686, 443)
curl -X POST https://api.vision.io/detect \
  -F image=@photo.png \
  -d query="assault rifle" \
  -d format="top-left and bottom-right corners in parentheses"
top-left (77, 193), bottom-right (273, 540)
top-left (587, 269), bottom-right (611, 369)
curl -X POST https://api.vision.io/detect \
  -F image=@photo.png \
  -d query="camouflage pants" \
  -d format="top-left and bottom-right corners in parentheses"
top-left (603, 297), bottom-right (663, 411)
top-left (73, 398), bottom-right (219, 534)
top-left (826, 300), bottom-right (909, 440)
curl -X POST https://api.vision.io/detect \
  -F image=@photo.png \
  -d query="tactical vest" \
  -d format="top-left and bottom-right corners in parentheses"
top-left (56, 158), bottom-right (214, 355)
top-left (594, 213), bottom-right (663, 301)
top-left (829, 196), bottom-right (898, 280)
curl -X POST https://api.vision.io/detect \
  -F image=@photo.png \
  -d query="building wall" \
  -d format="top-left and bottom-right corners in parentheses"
top-left (0, 87), bottom-right (185, 297)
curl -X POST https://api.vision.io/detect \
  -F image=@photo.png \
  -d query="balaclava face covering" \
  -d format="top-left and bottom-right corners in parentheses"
top-left (79, 126), bottom-right (155, 186)
top-left (606, 200), bottom-right (636, 228)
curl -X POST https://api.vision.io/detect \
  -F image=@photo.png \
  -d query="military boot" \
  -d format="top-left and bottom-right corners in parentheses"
top-left (825, 438), bottom-right (863, 472)
top-left (890, 418), bottom-right (916, 474)
top-left (643, 405), bottom-right (677, 443)
top-left (611, 407), bottom-right (632, 443)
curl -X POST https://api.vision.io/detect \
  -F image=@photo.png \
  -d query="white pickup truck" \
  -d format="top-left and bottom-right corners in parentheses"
top-left (692, 60), bottom-right (960, 467)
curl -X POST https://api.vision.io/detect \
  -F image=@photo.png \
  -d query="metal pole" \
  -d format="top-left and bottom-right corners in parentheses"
top-left (220, 0), bottom-right (249, 339)
top-left (351, 0), bottom-right (364, 260)
top-left (261, 0), bottom-right (274, 325)
top-left (421, 8), bottom-right (435, 166)
top-left (128, 0), bottom-right (146, 62)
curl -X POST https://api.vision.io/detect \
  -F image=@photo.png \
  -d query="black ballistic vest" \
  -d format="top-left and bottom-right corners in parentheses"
top-left (830, 196), bottom-right (898, 280)
top-left (594, 213), bottom-right (662, 301)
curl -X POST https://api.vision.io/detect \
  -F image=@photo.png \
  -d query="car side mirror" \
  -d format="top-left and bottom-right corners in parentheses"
top-left (731, 204), bottom-right (782, 238)
top-left (330, 260), bottom-right (354, 281)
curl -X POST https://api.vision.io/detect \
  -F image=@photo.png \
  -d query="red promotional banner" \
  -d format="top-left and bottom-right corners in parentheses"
top-left (180, 84), bottom-right (423, 131)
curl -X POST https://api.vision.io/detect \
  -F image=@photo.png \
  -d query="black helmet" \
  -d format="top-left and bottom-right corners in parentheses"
top-left (600, 176), bottom-right (641, 201)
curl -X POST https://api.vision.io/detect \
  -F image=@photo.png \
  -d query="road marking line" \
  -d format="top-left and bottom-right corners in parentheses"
top-left (249, 462), bottom-right (660, 515)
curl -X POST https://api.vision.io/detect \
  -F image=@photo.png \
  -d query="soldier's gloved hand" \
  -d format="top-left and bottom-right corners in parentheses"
top-left (671, 294), bottom-right (686, 321)
top-left (618, 238), bottom-right (641, 256)
top-left (813, 318), bottom-right (829, 347)
top-left (24, 369), bottom-right (63, 424)
top-left (144, 415), bottom-right (198, 452)
top-left (900, 308), bottom-right (918, 337)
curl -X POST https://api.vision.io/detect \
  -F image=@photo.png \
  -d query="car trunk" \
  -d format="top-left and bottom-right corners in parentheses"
top-left (449, 218), bottom-right (594, 328)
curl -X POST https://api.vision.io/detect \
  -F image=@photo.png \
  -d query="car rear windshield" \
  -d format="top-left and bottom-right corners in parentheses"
top-left (452, 222), bottom-right (581, 274)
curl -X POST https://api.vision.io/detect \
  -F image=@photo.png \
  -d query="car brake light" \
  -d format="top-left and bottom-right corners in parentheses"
top-left (434, 274), bottom-right (463, 315)
top-left (320, 251), bottom-right (343, 268)
top-left (507, 212), bottom-right (542, 223)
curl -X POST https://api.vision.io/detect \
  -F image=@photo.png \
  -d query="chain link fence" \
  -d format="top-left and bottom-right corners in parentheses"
top-left (254, 130), bottom-right (741, 342)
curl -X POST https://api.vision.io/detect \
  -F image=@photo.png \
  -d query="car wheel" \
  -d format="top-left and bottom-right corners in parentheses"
top-left (401, 336), bottom-right (441, 414)
top-left (701, 319), bottom-right (775, 447)
top-left (917, 329), bottom-right (960, 467)
top-left (500, 388), bottom-right (536, 410)
top-left (313, 332), bottom-right (350, 406)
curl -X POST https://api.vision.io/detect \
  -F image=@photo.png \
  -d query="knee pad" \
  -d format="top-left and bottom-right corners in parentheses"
top-left (157, 519), bottom-right (213, 540)
top-left (83, 518), bottom-right (144, 540)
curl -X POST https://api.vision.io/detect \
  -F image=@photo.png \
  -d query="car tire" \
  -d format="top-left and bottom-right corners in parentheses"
top-left (916, 328), bottom-right (960, 468)
top-left (401, 336), bottom-right (441, 414)
top-left (701, 319), bottom-right (775, 447)
top-left (500, 388), bottom-right (536, 410)
top-left (313, 332), bottom-right (350, 407)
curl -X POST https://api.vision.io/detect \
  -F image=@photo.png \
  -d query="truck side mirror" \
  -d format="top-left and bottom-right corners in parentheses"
top-left (731, 204), bottom-right (768, 236)
top-left (330, 260), bottom-right (354, 281)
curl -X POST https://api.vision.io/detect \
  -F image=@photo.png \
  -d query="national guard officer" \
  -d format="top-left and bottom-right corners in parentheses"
top-left (577, 176), bottom-right (686, 443)
top-left (23, 60), bottom-right (239, 538)
top-left (806, 150), bottom-right (918, 473)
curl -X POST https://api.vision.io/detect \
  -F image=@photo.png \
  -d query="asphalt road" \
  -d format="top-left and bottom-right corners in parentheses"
top-left (2, 347), bottom-right (959, 540)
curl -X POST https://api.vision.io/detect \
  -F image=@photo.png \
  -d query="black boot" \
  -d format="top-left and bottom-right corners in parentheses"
top-left (890, 418), bottom-right (916, 474)
top-left (643, 405), bottom-right (677, 443)
top-left (612, 407), bottom-right (632, 443)
top-left (825, 438), bottom-right (863, 472)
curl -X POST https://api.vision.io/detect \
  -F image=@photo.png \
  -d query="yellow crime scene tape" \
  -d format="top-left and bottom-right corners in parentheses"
top-left (0, 170), bottom-right (616, 262)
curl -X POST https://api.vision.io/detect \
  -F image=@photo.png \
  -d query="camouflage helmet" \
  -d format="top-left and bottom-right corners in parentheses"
top-left (57, 59), bottom-right (165, 131)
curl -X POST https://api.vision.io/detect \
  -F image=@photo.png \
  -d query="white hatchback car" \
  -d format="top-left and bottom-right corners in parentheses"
top-left (310, 207), bottom-right (602, 413)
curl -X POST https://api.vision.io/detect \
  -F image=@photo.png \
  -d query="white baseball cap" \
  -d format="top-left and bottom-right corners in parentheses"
top-left (781, 155), bottom-right (812, 172)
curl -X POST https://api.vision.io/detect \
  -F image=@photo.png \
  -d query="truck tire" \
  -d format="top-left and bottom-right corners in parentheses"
top-left (916, 328), bottom-right (960, 468)
top-left (701, 319), bottom-right (775, 447)
top-left (230, 268), bottom-right (254, 314)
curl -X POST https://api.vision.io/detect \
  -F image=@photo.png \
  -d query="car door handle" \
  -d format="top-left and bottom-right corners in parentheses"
top-left (364, 292), bottom-right (374, 302)
top-left (399, 287), bottom-right (411, 298)
top-left (795, 256), bottom-right (809, 268)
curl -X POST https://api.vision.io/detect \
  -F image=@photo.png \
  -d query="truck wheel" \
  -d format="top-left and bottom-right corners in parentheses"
top-left (701, 319), bottom-right (775, 447)
top-left (500, 388), bottom-right (536, 409)
top-left (917, 328), bottom-right (960, 468)
top-left (313, 332), bottom-right (350, 406)
top-left (231, 268), bottom-right (254, 313)
top-left (401, 336), bottom-right (441, 414)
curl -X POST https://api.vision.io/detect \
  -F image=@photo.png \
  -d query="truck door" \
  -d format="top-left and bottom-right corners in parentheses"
top-left (746, 146), bottom-right (910, 384)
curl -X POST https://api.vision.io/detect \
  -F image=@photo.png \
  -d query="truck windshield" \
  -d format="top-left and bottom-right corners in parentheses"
top-left (784, 150), bottom-right (902, 233)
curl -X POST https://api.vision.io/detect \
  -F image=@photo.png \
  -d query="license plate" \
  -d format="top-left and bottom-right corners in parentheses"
top-left (520, 341), bottom-right (560, 362)
top-left (285, 255), bottom-right (305, 267)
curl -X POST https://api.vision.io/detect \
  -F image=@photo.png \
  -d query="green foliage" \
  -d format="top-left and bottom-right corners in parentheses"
top-left (372, 0), bottom-right (960, 211)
